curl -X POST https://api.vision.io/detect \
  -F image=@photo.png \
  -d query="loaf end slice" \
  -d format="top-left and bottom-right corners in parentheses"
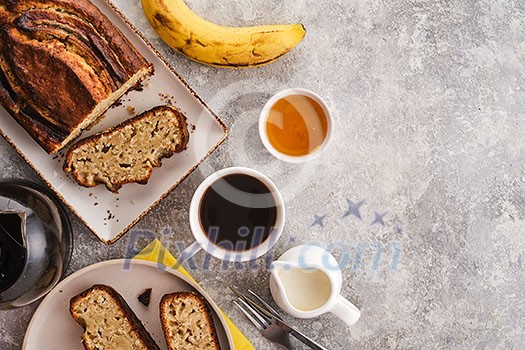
top-left (160, 292), bottom-right (220, 350)
top-left (63, 105), bottom-right (190, 192)
top-left (0, 0), bottom-right (154, 153)
top-left (69, 284), bottom-right (160, 350)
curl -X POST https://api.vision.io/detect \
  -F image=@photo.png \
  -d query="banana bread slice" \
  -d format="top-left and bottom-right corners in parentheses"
top-left (160, 292), bottom-right (220, 350)
top-left (70, 284), bottom-right (160, 350)
top-left (63, 105), bottom-right (189, 193)
top-left (0, 0), bottom-right (153, 153)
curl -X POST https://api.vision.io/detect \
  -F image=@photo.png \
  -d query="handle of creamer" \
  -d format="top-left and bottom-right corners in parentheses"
top-left (330, 295), bottom-right (361, 326)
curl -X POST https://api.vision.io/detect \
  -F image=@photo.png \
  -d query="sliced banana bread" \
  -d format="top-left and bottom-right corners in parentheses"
top-left (0, 0), bottom-right (153, 153)
top-left (160, 292), bottom-right (220, 350)
top-left (69, 284), bottom-right (160, 350)
top-left (63, 105), bottom-right (189, 192)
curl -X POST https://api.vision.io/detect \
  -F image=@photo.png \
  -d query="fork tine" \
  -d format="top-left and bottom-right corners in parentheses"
top-left (234, 300), bottom-right (264, 331)
top-left (237, 298), bottom-right (270, 327)
top-left (229, 286), bottom-right (245, 299)
top-left (248, 289), bottom-right (282, 318)
top-left (231, 287), bottom-right (279, 319)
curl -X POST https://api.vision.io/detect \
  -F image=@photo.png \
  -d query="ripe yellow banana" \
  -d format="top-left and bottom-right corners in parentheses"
top-left (141, 0), bottom-right (306, 68)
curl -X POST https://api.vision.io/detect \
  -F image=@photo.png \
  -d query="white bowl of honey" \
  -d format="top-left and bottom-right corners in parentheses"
top-left (259, 88), bottom-right (333, 163)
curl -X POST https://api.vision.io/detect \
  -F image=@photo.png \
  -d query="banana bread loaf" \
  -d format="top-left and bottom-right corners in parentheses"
top-left (160, 292), bottom-right (220, 350)
top-left (0, 0), bottom-right (153, 153)
top-left (70, 284), bottom-right (160, 350)
top-left (63, 105), bottom-right (189, 192)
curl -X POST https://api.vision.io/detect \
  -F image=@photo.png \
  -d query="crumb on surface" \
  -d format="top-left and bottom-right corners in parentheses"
top-left (133, 81), bottom-right (144, 91)
top-left (158, 92), bottom-right (175, 105)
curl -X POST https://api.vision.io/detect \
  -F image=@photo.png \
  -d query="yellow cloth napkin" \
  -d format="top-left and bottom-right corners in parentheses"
top-left (134, 239), bottom-right (254, 350)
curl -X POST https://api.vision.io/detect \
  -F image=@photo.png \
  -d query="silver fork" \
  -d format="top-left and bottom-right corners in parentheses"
top-left (232, 287), bottom-right (329, 350)
top-left (234, 297), bottom-right (294, 349)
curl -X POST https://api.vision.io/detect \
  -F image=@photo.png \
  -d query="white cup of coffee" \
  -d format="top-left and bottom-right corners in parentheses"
top-left (180, 167), bottom-right (285, 263)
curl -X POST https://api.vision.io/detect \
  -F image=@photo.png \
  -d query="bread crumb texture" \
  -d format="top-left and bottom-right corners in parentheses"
top-left (64, 105), bottom-right (189, 192)
top-left (70, 285), bottom-right (159, 350)
top-left (160, 292), bottom-right (219, 350)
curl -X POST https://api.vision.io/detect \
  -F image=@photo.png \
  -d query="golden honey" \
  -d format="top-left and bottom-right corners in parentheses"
top-left (265, 94), bottom-right (328, 156)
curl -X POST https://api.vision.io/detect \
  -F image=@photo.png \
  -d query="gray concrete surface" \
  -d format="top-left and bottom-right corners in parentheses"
top-left (1, 0), bottom-right (524, 348)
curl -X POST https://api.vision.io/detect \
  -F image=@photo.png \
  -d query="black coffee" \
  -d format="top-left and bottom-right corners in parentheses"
top-left (0, 213), bottom-right (26, 293)
top-left (199, 173), bottom-right (277, 251)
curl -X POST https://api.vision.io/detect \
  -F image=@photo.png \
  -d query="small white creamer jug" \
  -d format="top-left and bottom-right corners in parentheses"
top-left (270, 245), bottom-right (361, 326)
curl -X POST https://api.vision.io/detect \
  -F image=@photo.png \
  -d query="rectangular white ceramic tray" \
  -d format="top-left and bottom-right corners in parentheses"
top-left (0, 0), bottom-right (228, 244)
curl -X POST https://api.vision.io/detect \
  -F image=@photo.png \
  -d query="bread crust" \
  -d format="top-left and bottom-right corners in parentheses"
top-left (70, 284), bottom-right (160, 350)
top-left (6, 0), bottom-right (148, 75)
top-left (63, 105), bottom-right (190, 192)
top-left (159, 292), bottom-right (220, 350)
top-left (0, 0), bottom-right (152, 153)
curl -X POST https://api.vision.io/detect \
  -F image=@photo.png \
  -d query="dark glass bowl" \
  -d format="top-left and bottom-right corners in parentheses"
top-left (0, 179), bottom-right (72, 309)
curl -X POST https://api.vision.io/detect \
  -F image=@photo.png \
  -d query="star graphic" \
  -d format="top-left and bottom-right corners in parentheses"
top-left (310, 214), bottom-right (326, 228)
top-left (289, 236), bottom-right (297, 244)
top-left (342, 198), bottom-right (365, 220)
top-left (371, 211), bottom-right (387, 226)
top-left (395, 226), bottom-right (403, 235)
